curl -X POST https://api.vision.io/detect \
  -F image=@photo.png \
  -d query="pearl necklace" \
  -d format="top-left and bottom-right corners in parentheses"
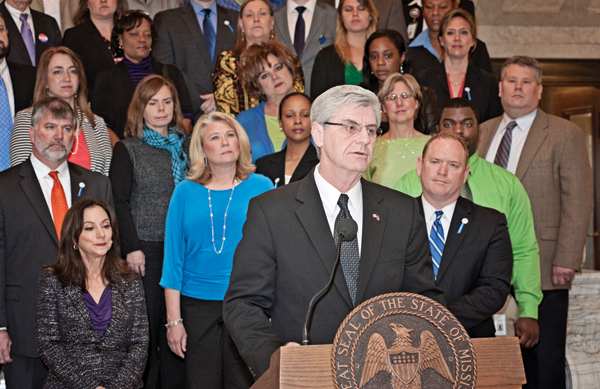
top-left (208, 179), bottom-right (237, 254)
top-left (70, 128), bottom-right (80, 156)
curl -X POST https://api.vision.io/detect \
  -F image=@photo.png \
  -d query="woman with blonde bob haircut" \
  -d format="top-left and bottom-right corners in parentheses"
top-left (364, 73), bottom-right (430, 188)
top-left (10, 46), bottom-right (112, 175)
top-left (161, 111), bottom-right (273, 388)
top-left (109, 74), bottom-right (190, 386)
top-left (310, 0), bottom-right (378, 99)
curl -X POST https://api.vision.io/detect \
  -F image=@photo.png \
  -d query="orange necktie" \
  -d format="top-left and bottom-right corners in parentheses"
top-left (49, 171), bottom-right (68, 239)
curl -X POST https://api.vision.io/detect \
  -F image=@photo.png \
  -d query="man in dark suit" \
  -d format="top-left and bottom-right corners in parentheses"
top-left (0, 12), bottom-right (35, 171)
top-left (415, 131), bottom-right (513, 338)
top-left (0, 0), bottom-right (60, 67)
top-left (478, 56), bottom-right (593, 389)
top-left (154, 0), bottom-right (238, 119)
top-left (274, 0), bottom-right (336, 96)
top-left (0, 97), bottom-right (114, 389)
top-left (223, 85), bottom-right (444, 381)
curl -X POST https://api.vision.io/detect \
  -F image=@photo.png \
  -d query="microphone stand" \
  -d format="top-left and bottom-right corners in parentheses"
top-left (301, 234), bottom-right (344, 346)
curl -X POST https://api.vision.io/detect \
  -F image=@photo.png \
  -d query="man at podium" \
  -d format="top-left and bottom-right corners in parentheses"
top-left (223, 85), bottom-right (445, 381)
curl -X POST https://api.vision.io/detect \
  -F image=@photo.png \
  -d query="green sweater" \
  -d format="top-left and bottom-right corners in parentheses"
top-left (395, 152), bottom-right (543, 319)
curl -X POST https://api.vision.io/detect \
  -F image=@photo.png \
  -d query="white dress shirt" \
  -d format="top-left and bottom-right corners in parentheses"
top-left (314, 163), bottom-right (364, 253)
top-left (30, 154), bottom-right (72, 220)
top-left (286, 0), bottom-right (317, 43)
top-left (421, 196), bottom-right (456, 241)
top-left (42, 0), bottom-right (61, 30)
top-left (5, 2), bottom-right (35, 40)
top-left (0, 60), bottom-right (15, 117)
top-left (484, 110), bottom-right (538, 175)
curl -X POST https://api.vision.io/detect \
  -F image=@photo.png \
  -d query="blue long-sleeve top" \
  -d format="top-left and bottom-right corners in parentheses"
top-left (160, 173), bottom-right (274, 300)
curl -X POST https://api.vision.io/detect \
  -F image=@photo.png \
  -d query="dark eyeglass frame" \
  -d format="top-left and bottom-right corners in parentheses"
top-left (323, 122), bottom-right (383, 138)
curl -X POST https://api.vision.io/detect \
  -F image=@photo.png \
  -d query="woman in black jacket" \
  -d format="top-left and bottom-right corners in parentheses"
top-left (92, 11), bottom-right (193, 141)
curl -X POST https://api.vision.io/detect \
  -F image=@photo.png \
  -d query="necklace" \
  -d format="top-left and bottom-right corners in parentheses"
top-left (70, 128), bottom-right (80, 156)
top-left (450, 80), bottom-right (462, 86)
top-left (208, 178), bottom-right (237, 254)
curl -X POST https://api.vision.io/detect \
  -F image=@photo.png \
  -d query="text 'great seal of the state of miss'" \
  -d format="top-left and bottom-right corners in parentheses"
top-left (332, 293), bottom-right (476, 389)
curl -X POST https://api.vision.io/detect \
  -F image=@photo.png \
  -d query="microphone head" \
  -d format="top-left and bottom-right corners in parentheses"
top-left (338, 218), bottom-right (358, 242)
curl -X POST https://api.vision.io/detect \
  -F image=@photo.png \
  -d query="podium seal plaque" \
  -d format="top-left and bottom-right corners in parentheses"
top-left (331, 293), bottom-right (476, 389)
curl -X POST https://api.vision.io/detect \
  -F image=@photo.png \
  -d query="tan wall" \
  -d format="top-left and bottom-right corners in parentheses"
top-left (475, 0), bottom-right (600, 59)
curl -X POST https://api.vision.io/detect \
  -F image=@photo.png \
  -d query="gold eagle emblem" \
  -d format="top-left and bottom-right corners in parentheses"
top-left (359, 323), bottom-right (454, 389)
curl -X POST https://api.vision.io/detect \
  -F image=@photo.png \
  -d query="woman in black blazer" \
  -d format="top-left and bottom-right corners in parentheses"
top-left (255, 93), bottom-right (318, 187)
top-left (36, 198), bottom-right (149, 389)
top-left (92, 11), bottom-right (193, 140)
top-left (63, 0), bottom-right (128, 99)
top-left (415, 9), bottom-right (501, 123)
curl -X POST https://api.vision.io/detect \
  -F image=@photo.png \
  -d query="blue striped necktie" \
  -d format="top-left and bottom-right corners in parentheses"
top-left (494, 120), bottom-right (517, 169)
top-left (0, 76), bottom-right (13, 171)
top-left (429, 210), bottom-right (445, 278)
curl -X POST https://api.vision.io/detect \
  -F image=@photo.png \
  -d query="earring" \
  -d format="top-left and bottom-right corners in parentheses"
top-left (241, 31), bottom-right (245, 43)
top-left (204, 156), bottom-right (208, 165)
top-left (73, 244), bottom-right (78, 250)
top-left (279, 126), bottom-right (283, 131)
top-left (270, 29), bottom-right (275, 40)
top-left (110, 240), bottom-right (113, 244)
top-left (119, 45), bottom-right (123, 50)
top-left (400, 64), bottom-right (404, 74)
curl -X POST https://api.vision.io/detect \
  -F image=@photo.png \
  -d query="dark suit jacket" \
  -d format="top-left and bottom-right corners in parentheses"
top-left (223, 171), bottom-right (445, 378)
top-left (416, 63), bottom-right (502, 124)
top-left (478, 109), bottom-right (593, 291)
top-left (310, 44), bottom-right (344, 99)
top-left (91, 57), bottom-right (194, 139)
top-left (7, 60), bottom-right (35, 112)
top-left (418, 197), bottom-right (512, 338)
top-left (254, 144), bottom-right (319, 187)
top-left (0, 2), bottom-right (61, 67)
top-left (154, 4), bottom-right (238, 119)
top-left (63, 17), bottom-right (115, 97)
top-left (407, 39), bottom-right (493, 75)
top-left (36, 271), bottom-right (149, 388)
top-left (0, 160), bottom-right (114, 357)
top-left (274, 1), bottom-right (336, 96)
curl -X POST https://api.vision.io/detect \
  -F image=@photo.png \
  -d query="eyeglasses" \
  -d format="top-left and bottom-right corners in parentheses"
top-left (323, 122), bottom-right (382, 139)
top-left (383, 92), bottom-right (414, 102)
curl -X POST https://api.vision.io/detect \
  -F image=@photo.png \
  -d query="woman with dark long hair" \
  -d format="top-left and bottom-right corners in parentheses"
top-left (36, 198), bottom-right (148, 389)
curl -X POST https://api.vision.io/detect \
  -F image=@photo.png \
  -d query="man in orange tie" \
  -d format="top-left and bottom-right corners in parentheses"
top-left (0, 97), bottom-right (114, 389)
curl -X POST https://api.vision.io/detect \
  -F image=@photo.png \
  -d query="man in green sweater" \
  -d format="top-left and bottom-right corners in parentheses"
top-left (395, 98), bottom-right (542, 348)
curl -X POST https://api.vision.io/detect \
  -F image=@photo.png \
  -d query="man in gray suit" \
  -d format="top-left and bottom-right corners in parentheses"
top-left (0, 97), bottom-right (113, 389)
top-left (478, 56), bottom-right (593, 389)
top-left (274, 0), bottom-right (336, 96)
top-left (154, 0), bottom-right (238, 119)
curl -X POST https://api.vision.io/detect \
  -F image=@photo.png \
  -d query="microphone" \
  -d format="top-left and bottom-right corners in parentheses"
top-left (302, 218), bottom-right (358, 345)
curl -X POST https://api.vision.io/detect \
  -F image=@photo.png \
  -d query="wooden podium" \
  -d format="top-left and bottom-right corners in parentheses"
top-left (251, 337), bottom-right (526, 389)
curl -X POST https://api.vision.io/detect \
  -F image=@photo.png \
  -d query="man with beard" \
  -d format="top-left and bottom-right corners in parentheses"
top-left (0, 97), bottom-right (113, 389)
top-left (0, 12), bottom-right (35, 171)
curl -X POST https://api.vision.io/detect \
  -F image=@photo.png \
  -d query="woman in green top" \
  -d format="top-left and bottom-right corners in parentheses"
top-left (310, 0), bottom-right (378, 99)
top-left (364, 73), bottom-right (430, 188)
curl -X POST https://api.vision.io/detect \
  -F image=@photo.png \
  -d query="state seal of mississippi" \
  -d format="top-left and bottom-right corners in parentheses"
top-left (331, 293), bottom-right (476, 389)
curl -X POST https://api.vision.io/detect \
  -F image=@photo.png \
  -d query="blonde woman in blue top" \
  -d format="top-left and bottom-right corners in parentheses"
top-left (161, 111), bottom-right (273, 389)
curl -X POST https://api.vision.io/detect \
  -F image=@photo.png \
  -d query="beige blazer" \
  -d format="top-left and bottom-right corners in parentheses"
top-left (30, 0), bottom-right (77, 33)
top-left (479, 108), bottom-right (593, 291)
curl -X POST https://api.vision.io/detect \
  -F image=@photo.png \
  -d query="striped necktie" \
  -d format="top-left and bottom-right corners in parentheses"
top-left (494, 121), bottom-right (518, 169)
top-left (334, 193), bottom-right (360, 305)
top-left (429, 210), bottom-right (444, 278)
top-left (0, 76), bottom-right (12, 171)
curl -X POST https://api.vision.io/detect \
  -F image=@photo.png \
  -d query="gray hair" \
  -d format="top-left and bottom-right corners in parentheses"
top-left (311, 85), bottom-right (381, 127)
top-left (501, 56), bottom-right (542, 85)
top-left (31, 97), bottom-right (77, 129)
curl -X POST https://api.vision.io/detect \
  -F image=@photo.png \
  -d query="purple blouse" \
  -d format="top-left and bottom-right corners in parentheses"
top-left (83, 287), bottom-right (112, 337)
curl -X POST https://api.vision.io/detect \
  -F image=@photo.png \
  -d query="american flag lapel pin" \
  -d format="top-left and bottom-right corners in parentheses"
top-left (373, 214), bottom-right (380, 221)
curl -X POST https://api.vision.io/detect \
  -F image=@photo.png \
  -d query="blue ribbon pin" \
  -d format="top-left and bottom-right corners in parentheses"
top-left (457, 218), bottom-right (468, 234)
